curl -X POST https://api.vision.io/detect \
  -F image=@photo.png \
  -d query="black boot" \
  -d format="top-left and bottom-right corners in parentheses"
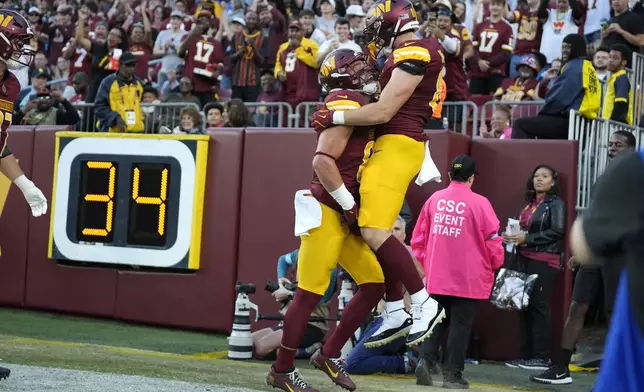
top-left (443, 371), bottom-right (469, 389)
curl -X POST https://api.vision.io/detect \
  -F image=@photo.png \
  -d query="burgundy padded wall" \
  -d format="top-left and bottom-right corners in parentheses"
top-left (0, 127), bottom-right (35, 306)
top-left (405, 131), bottom-right (472, 224)
top-left (236, 128), bottom-right (319, 330)
top-left (470, 139), bottom-right (578, 360)
top-left (25, 128), bottom-right (119, 316)
top-left (114, 129), bottom-right (244, 332)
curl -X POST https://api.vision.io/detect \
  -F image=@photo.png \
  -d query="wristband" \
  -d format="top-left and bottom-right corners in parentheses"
top-left (329, 184), bottom-right (356, 211)
top-left (14, 174), bottom-right (34, 193)
top-left (333, 111), bottom-right (345, 125)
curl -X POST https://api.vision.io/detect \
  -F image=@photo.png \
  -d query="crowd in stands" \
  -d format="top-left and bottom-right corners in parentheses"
top-left (6, 0), bottom-right (644, 131)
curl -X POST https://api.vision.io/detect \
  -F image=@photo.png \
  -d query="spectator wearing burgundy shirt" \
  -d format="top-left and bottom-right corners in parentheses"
top-left (470, 0), bottom-right (514, 95)
top-left (435, 6), bottom-right (471, 102)
top-left (129, 7), bottom-right (154, 83)
top-left (503, 165), bottom-right (565, 372)
top-left (255, 70), bottom-right (284, 127)
top-left (258, 1), bottom-right (287, 70)
top-left (494, 55), bottom-right (540, 101)
top-left (504, 0), bottom-right (550, 79)
top-left (230, 11), bottom-right (267, 103)
top-left (275, 21), bottom-right (320, 114)
top-left (47, 6), bottom-right (76, 66)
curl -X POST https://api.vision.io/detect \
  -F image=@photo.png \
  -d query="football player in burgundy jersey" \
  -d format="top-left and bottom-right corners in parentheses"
top-left (178, 11), bottom-right (225, 107)
top-left (267, 49), bottom-right (384, 392)
top-left (470, 0), bottom-right (515, 95)
top-left (310, 0), bottom-right (445, 350)
top-left (0, 10), bottom-right (49, 381)
top-left (494, 55), bottom-right (540, 101)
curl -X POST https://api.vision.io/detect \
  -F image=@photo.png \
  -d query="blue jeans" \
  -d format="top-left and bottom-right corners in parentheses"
top-left (344, 317), bottom-right (407, 374)
top-left (509, 54), bottom-right (530, 79)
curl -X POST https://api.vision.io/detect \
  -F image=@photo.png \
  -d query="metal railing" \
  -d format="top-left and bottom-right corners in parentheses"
top-left (245, 102), bottom-right (293, 128)
top-left (631, 52), bottom-right (644, 128)
top-left (568, 110), bottom-right (644, 211)
top-left (293, 101), bottom-right (323, 128)
top-left (71, 102), bottom-right (203, 133)
top-left (479, 100), bottom-right (545, 134)
top-left (443, 101), bottom-right (478, 135)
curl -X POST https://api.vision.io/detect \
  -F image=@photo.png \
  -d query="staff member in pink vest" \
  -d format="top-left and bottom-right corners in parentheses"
top-left (410, 155), bottom-right (504, 389)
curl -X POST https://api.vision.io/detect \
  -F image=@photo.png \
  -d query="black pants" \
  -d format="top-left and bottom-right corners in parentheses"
top-left (421, 295), bottom-right (478, 375)
top-left (518, 255), bottom-right (561, 360)
top-left (511, 114), bottom-right (569, 139)
top-left (232, 86), bottom-right (261, 103)
top-left (469, 75), bottom-right (504, 96)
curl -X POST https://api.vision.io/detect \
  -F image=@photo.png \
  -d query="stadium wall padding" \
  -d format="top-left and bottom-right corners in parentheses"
top-left (0, 127), bottom-right (579, 361)
top-left (470, 139), bottom-right (578, 361)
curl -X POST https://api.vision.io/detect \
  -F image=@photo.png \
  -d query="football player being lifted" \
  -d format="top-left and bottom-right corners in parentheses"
top-left (267, 49), bottom-right (386, 392)
top-left (0, 9), bottom-right (49, 381)
top-left (311, 0), bottom-right (446, 350)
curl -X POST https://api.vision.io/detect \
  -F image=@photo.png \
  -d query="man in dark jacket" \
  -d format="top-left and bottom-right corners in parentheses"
top-left (512, 34), bottom-right (601, 139)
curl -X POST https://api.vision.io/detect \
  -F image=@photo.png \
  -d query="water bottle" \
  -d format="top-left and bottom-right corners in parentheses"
top-left (442, 117), bottom-right (449, 130)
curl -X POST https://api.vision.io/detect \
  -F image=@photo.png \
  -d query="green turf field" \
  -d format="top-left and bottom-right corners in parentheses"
top-left (0, 308), bottom-right (598, 391)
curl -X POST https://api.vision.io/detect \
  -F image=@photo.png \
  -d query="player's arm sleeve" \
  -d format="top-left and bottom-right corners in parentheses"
top-left (439, 35), bottom-right (459, 54)
top-left (583, 153), bottom-right (644, 258)
top-left (295, 40), bottom-right (319, 69)
top-left (56, 99), bottom-right (81, 125)
top-left (274, 43), bottom-right (287, 77)
top-left (392, 44), bottom-right (431, 75)
top-left (93, 79), bottom-right (120, 132)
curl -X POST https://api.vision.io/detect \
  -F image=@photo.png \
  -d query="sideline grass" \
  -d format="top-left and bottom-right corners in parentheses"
top-left (0, 308), bottom-right (596, 391)
top-left (0, 309), bottom-right (226, 354)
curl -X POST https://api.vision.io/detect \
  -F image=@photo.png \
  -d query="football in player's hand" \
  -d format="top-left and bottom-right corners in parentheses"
top-left (310, 106), bottom-right (333, 133)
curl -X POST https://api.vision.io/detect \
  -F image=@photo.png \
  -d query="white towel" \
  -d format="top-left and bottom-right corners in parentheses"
top-left (415, 141), bottom-right (442, 186)
top-left (294, 190), bottom-right (322, 236)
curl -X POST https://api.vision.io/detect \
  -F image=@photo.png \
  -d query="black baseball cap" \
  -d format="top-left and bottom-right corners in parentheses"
top-left (119, 52), bottom-right (138, 66)
top-left (450, 155), bottom-right (477, 181)
top-left (30, 67), bottom-right (50, 79)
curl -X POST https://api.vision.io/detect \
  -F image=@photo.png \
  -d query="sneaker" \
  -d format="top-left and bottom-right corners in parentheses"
top-left (530, 365), bottom-right (573, 385)
top-left (0, 366), bottom-right (8, 380)
top-left (414, 359), bottom-right (434, 386)
top-left (443, 371), bottom-right (470, 389)
top-left (363, 309), bottom-right (412, 348)
top-left (505, 360), bottom-right (521, 368)
top-left (310, 350), bottom-right (356, 391)
top-left (266, 366), bottom-right (319, 392)
top-left (518, 358), bottom-right (551, 371)
top-left (406, 298), bottom-right (446, 346)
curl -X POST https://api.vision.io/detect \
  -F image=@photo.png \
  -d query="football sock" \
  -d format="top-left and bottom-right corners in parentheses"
top-left (384, 278), bottom-right (404, 302)
top-left (323, 283), bottom-right (385, 358)
top-left (560, 348), bottom-right (574, 368)
top-left (376, 235), bottom-right (425, 295)
top-left (274, 289), bottom-right (322, 373)
top-left (386, 300), bottom-right (404, 313)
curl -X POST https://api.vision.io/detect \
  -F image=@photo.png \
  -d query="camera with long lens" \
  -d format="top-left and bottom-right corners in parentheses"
top-left (265, 280), bottom-right (297, 293)
top-left (235, 281), bottom-right (257, 295)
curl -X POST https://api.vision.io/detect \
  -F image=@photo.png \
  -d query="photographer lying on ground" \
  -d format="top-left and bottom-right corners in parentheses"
top-left (251, 249), bottom-right (338, 360)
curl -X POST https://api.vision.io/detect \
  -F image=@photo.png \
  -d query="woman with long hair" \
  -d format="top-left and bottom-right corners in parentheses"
top-left (503, 165), bottom-right (566, 372)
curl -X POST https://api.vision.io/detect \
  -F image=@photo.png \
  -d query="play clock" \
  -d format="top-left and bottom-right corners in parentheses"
top-left (48, 132), bottom-right (209, 270)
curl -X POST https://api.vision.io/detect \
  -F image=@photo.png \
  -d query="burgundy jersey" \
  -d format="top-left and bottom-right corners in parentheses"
top-left (65, 44), bottom-right (93, 84)
top-left (471, 18), bottom-right (514, 78)
top-left (129, 43), bottom-right (153, 81)
top-left (0, 73), bottom-right (21, 155)
top-left (377, 38), bottom-right (445, 141)
top-left (494, 77), bottom-right (539, 101)
top-left (445, 25), bottom-right (471, 101)
top-left (182, 35), bottom-right (225, 94)
top-left (311, 90), bottom-right (375, 212)
top-left (277, 38), bottom-right (320, 108)
top-left (513, 9), bottom-right (543, 55)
